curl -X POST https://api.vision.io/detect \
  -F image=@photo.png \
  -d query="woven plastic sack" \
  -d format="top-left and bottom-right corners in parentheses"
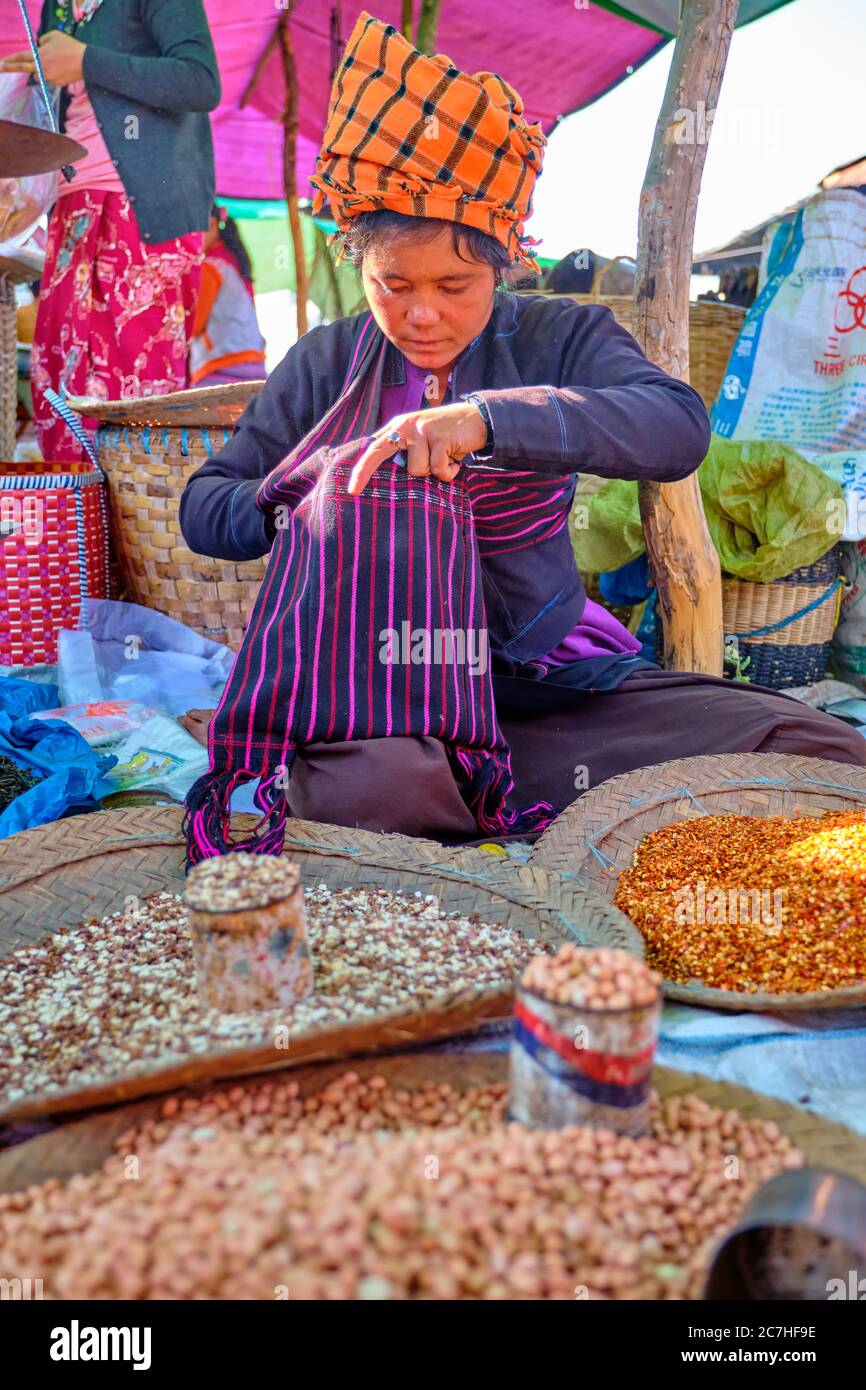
top-left (711, 188), bottom-right (866, 540)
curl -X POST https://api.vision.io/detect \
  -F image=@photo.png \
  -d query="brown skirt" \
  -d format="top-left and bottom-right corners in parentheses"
top-left (281, 670), bottom-right (866, 841)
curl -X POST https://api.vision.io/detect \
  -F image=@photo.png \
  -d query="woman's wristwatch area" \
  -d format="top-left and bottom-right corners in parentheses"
top-left (464, 392), bottom-right (495, 461)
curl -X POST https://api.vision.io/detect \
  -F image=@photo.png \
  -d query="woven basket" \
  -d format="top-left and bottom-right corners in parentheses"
top-left (0, 459), bottom-right (110, 665)
top-left (70, 384), bottom-right (267, 650)
top-left (530, 752), bottom-right (866, 1012)
top-left (540, 287), bottom-right (745, 409)
top-left (0, 804), bottom-right (637, 1120)
top-left (0, 276), bottom-right (16, 461)
top-left (722, 547), bottom-right (844, 689)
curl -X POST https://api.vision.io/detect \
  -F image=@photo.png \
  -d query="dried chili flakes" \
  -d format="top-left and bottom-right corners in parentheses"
top-left (613, 810), bottom-right (866, 995)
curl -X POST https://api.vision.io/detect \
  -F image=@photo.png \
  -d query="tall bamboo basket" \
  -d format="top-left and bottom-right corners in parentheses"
top-left (535, 258), bottom-right (746, 409)
top-left (72, 383), bottom-right (267, 649)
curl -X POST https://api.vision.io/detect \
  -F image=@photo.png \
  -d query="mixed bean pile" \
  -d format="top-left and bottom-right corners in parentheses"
top-left (0, 1068), bottom-right (803, 1299)
top-left (614, 810), bottom-right (866, 994)
top-left (0, 887), bottom-right (538, 1108)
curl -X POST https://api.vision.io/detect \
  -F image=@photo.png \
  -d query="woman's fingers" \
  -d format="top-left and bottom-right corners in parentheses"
top-left (0, 52), bottom-right (36, 71)
top-left (428, 434), bottom-right (461, 483)
top-left (405, 426), bottom-right (431, 478)
top-left (347, 405), bottom-right (476, 495)
top-left (347, 431), bottom-right (404, 496)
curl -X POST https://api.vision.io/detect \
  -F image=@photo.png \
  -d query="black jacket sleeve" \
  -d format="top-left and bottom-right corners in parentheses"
top-left (179, 321), bottom-right (352, 561)
top-left (81, 0), bottom-right (221, 113)
top-left (473, 303), bottom-right (711, 482)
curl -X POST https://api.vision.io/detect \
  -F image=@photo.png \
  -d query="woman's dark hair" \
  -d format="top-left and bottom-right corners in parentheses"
top-left (342, 210), bottom-right (513, 283)
top-left (213, 204), bottom-right (254, 285)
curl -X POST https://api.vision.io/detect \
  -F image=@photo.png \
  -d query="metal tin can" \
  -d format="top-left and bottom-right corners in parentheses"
top-left (705, 1167), bottom-right (866, 1299)
top-left (184, 856), bottom-right (314, 1014)
top-left (509, 980), bottom-right (661, 1135)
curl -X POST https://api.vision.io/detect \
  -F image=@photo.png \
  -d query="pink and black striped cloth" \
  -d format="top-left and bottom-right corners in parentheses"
top-left (183, 318), bottom-right (556, 865)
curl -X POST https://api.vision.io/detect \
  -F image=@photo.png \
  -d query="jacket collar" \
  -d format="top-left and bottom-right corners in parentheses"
top-left (378, 292), bottom-right (516, 389)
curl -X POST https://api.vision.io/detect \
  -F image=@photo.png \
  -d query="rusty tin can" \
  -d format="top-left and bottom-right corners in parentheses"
top-left (184, 853), bottom-right (314, 1014)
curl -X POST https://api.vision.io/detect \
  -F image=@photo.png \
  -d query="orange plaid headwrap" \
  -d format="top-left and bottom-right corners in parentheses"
top-left (310, 12), bottom-right (547, 270)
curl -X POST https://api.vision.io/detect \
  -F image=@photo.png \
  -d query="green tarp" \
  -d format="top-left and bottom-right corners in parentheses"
top-left (594, 1), bottom-right (797, 38)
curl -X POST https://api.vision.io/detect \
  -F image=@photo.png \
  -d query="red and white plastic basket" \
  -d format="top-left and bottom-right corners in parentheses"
top-left (0, 458), bottom-right (110, 666)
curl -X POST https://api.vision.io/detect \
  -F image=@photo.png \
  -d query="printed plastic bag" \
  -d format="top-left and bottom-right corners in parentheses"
top-left (711, 189), bottom-right (866, 540)
top-left (105, 713), bottom-right (210, 800)
top-left (29, 700), bottom-right (158, 747)
top-left (0, 75), bottom-right (58, 250)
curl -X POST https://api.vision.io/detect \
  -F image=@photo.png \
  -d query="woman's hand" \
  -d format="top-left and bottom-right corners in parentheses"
top-left (37, 31), bottom-right (87, 84)
top-left (0, 32), bottom-right (86, 83)
top-left (0, 50), bottom-right (36, 75)
top-left (348, 401), bottom-right (488, 496)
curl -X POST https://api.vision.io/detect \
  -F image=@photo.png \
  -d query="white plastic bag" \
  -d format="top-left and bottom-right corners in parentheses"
top-left (58, 600), bottom-right (235, 713)
top-left (0, 75), bottom-right (58, 249)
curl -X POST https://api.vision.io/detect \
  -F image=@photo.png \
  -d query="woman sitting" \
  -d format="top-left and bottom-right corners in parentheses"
top-left (179, 14), bottom-right (864, 842)
top-left (190, 205), bottom-right (266, 387)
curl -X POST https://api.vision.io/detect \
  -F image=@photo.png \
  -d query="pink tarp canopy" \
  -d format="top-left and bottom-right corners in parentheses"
top-left (3, 0), bottom-right (667, 199)
top-left (207, 1), bottom-right (668, 200)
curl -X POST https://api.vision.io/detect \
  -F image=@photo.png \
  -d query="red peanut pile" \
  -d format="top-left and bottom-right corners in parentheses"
top-left (0, 1069), bottom-right (802, 1300)
top-left (522, 944), bottom-right (662, 1009)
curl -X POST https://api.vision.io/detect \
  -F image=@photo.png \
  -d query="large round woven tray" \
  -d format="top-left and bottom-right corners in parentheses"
top-left (530, 752), bottom-right (866, 1013)
top-left (2, 1051), bottom-right (865, 1213)
top-left (0, 806), bottom-right (637, 1123)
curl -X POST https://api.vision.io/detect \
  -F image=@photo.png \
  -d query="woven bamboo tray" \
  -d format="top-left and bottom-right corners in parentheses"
top-left (3, 1052), bottom-right (865, 1205)
top-left (0, 806), bottom-right (637, 1122)
top-left (68, 380), bottom-right (263, 429)
top-left (530, 752), bottom-right (866, 1013)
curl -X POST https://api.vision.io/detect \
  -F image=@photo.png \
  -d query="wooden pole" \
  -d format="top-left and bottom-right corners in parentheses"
top-left (278, 6), bottom-right (308, 339)
top-left (414, 0), bottom-right (442, 54)
top-left (633, 0), bottom-right (739, 675)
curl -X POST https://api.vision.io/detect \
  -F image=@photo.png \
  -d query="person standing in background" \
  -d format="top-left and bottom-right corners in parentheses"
top-left (190, 204), bottom-right (266, 387)
top-left (2, 0), bottom-right (220, 461)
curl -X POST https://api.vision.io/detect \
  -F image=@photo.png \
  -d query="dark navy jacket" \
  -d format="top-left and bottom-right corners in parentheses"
top-left (180, 293), bottom-right (711, 662)
top-left (38, 0), bottom-right (219, 243)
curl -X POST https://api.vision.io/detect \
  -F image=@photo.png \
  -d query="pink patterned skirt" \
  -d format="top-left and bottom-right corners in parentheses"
top-left (31, 190), bottom-right (204, 461)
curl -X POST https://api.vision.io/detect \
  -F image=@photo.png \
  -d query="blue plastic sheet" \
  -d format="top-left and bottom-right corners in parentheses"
top-left (0, 677), bottom-right (115, 840)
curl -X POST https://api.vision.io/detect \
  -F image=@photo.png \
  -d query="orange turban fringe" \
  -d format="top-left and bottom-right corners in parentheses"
top-left (310, 12), bottom-right (547, 271)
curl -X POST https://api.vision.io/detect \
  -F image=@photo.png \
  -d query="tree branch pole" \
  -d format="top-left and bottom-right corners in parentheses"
top-left (239, 22), bottom-right (281, 110)
top-left (415, 0), bottom-right (442, 54)
top-left (633, 0), bottom-right (739, 675)
top-left (278, 6), bottom-right (308, 339)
